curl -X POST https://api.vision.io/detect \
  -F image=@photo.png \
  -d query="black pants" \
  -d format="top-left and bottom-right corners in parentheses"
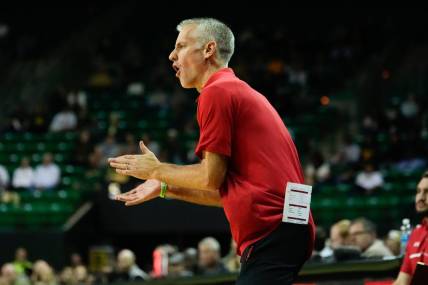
top-left (236, 222), bottom-right (311, 285)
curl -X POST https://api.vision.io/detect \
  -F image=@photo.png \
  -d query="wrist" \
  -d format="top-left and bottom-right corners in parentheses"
top-left (152, 162), bottom-right (164, 180)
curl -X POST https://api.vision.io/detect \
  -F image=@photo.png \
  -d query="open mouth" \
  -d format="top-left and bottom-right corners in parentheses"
top-left (173, 64), bottom-right (180, 77)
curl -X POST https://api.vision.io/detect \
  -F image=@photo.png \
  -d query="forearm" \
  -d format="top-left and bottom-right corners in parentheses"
top-left (166, 185), bottom-right (222, 207)
top-left (153, 162), bottom-right (220, 191)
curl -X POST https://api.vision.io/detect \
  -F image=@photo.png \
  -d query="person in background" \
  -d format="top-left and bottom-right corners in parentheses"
top-left (196, 237), bottom-right (228, 276)
top-left (33, 153), bottom-right (60, 191)
top-left (349, 218), bottom-right (392, 258)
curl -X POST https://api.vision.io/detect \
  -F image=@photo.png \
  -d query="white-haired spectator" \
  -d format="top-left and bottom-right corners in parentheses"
top-left (197, 237), bottom-right (228, 276)
top-left (31, 260), bottom-right (57, 285)
top-left (109, 249), bottom-right (149, 282)
top-left (12, 158), bottom-right (34, 189)
top-left (33, 153), bottom-right (60, 190)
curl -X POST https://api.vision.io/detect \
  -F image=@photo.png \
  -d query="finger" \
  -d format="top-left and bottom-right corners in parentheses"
top-left (139, 140), bottom-right (151, 154)
top-left (109, 162), bottom-right (128, 170)
top-left (125, 199), bottom-right (144, 206)
top-left (109, 156), bottom-right (135, 164)
top-left (116, 168), bottom-right (131, 176)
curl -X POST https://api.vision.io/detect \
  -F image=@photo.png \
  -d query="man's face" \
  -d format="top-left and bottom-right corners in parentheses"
top-left (416, 177), bottom-right (428, 214)
top-left (169, 25), bottom-right (206, 89)
top-left (198, 245), bottom-right (218, 268)
top-left (349, 222), bottom-right (374, 252)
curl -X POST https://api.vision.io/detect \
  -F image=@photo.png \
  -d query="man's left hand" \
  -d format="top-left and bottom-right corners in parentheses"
top-left (108, 141), bottom-right (160, 180)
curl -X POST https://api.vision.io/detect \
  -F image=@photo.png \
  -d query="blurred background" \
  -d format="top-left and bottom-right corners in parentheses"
top-left (0, 2), bottom-right (427, 285)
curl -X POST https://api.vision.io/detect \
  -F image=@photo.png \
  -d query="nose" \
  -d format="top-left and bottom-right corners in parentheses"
top-left (169, 49), bottom-right (177, 62)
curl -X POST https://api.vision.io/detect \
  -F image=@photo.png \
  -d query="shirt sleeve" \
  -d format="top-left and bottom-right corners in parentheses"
top-left (195, 86), bottom-right (233, 159)
top-left (400, 232), bottom-right (414, 274)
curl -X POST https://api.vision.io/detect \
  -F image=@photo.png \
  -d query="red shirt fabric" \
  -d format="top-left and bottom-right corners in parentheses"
top-left (195, 68), bottom-right (315, 255)
top-left (400, 219), bottom-right (428, 276)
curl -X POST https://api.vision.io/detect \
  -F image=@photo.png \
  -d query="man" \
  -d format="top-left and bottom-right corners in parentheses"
top-left (109, 249), bottom-right (149, 282)
top-left (394, 171), bottom-right (428, 285)
top-left (349, 218), bottom-right (392, 258)
top-left (109, 18), bottom-right (315, 284)
top-left (197, 237), bottom-right (228, 276)
top-left (33, 153), bottom-right (60, 190)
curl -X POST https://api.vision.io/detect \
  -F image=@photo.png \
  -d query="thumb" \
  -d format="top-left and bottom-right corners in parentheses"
top-left (139, 140), bottom-right (151, 154)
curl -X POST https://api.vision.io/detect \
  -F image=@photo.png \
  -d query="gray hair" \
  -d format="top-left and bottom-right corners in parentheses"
top-left (351, 218), bottom-right (377, 235)
top-left (198, 237), bottom-right (221, 252)
top-left (177, 18), bottom-right (235, 65)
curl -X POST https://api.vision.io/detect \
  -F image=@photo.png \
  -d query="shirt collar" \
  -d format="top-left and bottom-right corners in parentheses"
top-left (202, 68), bottom-right (235, 89)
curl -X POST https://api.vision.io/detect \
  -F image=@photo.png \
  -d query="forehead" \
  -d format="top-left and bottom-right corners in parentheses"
top-left (350, 222), bottom-right (364, 231)
top-left (176, 24), bottom-right (199, 44)
top-left (418, 177), bottom-right (428, 190)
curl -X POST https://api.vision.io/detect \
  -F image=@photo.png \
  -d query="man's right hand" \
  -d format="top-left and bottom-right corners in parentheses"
top-left (115, 179), bottom-right (161, 206)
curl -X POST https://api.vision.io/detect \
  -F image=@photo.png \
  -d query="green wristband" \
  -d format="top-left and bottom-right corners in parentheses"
top-left (160, 182), bottom-right (168, 198)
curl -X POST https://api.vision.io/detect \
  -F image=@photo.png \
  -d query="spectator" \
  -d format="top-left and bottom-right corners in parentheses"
top-left (354, 163), bottom-right (384, 194)
top-left (400, 93), bottom-right (419, 120)
top-left (168, 252), bottom-right (193, 278)
top-left (319, 219), bottom-right (352, 259)
top-left (12, 158), bottom-right (34, 190)
top-left (385, 229), bottom-right (401, 256)
top-left (70, 253), bottom-right (83, 268)
top-left (31, 260), bottom-right (57, 285)
top-left (12, 248), bottom-right (32, 277)
top-left (349, 218), bottom-right (392, 258)
top-left (33, 153), bottom-right (60, 190)
top-left (305, 151), bottom-right (331, 185)
top-left (49, 106), bottom-right (77, 132)
top-left (109, 249), bottom-right (149, 282)
top-left (1, 263), bottom-right (30, 285)
top-left (197, 237), bottom-right (228, 276)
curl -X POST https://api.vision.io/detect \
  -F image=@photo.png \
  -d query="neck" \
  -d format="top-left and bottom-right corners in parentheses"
top-left (195, 63), bottom-right (227, 92)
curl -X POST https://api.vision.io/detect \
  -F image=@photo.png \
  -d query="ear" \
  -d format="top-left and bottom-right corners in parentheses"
top-left (204, 41), bottom-right (217, 60)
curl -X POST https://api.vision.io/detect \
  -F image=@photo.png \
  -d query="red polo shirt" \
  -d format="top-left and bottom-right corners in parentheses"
top-left (195, 68), bottom-right (315, 256)
top-left (401, 219), bottom-right (428, 276)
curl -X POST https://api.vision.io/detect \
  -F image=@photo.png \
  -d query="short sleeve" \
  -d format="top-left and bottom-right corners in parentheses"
top-left (195, 86), bottom-right (233, 159)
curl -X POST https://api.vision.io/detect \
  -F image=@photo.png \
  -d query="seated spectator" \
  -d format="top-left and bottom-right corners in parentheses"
top-left (385, 229), bottom-right (401, 256)
top-left (1, 263), bottom-right (30, 285)
top-left (31, 260), bottom-right (57, 285)
top-left (349, 218), bottom-right (392, 258)
top-left (168, 252), bottom-right (193, 278)
top-left (33, 153), bottom-right (60, 190)
top-left (12, 158), bottom-right (34, 190)
top-left (305, 151), bottom-right (331, 185)
top-left (49, 106), bottom-right (77, 132)
top-left (0, 164), bottom-right (9, 190)
top-left (197, 237), bottom-right (228, 276)
top-left (13, 247), bottom-right (32, 277)
top-left (109, 249), bottom-right (149, 282)
top-left (355, 163), bottom-right (384, 194)
top-left (319, 219), bottom-right (352, 259)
